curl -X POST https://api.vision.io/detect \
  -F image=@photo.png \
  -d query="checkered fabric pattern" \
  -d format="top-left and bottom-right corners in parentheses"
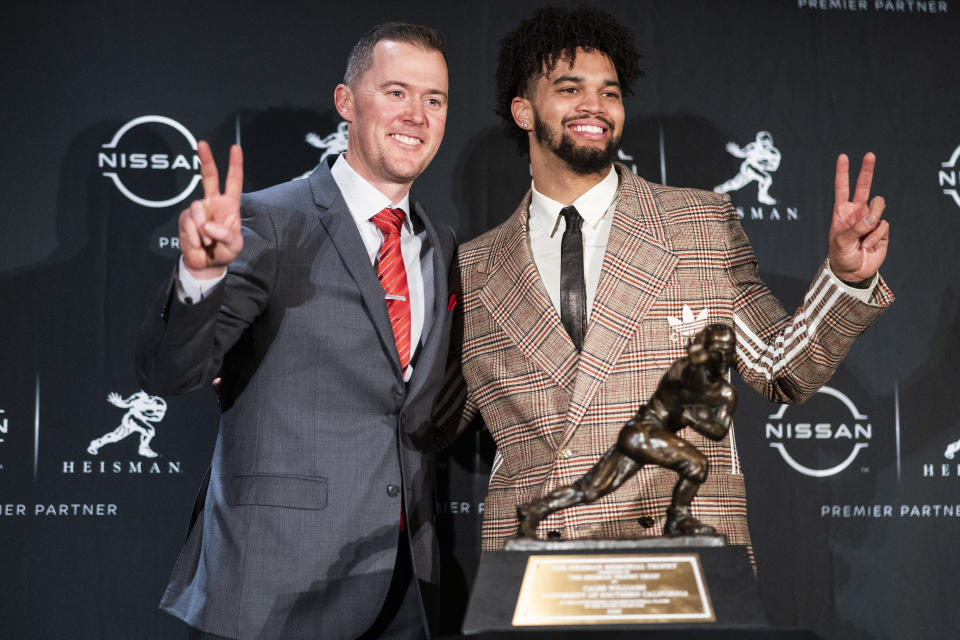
top-left (435, 164), bottom-right (893, 552)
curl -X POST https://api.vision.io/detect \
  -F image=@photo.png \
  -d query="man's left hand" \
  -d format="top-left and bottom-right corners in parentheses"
top-left (828, 152), bottom-right (890, 282)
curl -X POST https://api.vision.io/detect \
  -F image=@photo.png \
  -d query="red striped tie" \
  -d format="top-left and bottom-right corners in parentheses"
top-left (371, 208), bottom-right (412, 371)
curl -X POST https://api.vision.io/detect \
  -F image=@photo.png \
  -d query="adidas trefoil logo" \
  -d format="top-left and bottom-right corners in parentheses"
top-left (667, 305), bottom-right (709, 344)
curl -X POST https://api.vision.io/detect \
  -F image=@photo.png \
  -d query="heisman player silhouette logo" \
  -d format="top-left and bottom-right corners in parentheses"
top-left (616, 148), bottom-right (638, 175)
top-left (714, 131), bottom-right (782, 205)
top-left (87, 391), bottom-right (167, 458)
top-left (297, 121), bottom-right (350, 179)
top-left (945, 436), bottom-right (960, 460)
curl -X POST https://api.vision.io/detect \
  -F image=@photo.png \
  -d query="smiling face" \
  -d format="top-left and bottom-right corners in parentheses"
top-left (334, 39), bottom-right (448, 200)
top-left (513, 48), bottom-right (625, 177)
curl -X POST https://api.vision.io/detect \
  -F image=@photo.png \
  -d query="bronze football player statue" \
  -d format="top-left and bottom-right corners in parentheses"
top-left (517, 324), bottom-right (737, 539)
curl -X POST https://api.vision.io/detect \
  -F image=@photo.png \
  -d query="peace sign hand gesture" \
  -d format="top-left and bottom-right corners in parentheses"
top-left (828, 152), bottom-right (890, 283)
top-left (179, 141), bottom-right (244, 279)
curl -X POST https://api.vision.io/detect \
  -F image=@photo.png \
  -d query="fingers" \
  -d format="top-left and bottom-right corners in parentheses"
top-left (868, 194), bottom-right (886, 222)
top-left (202, 219), bottom-right (239, 246)
top-left (861, 196), bottom-right (888, 250)
top-left (224, 144), bottom-right (244, 200)
top-left (198, 141), bottom-right (243, 203)
top-left (181, 200), bottom-right (213, 247)
top-left (862, 219), bottom-right (889, 251)
top-left (179, 209), bottom-right (203, 251)
top-left (836, 152), bottom-right (877, 206)
top-left (829, 157), bottom-right (889, 278)
top-left (198, 141), bottom-right (220, 201)
top-left (179, 142), bottom-right (243, 270)
top-left (834, 153), bottom-right (850, 206)
top-left (836, 195), bottom-right (886, 243)
top-left (852, 152), bottom-right (876, 205)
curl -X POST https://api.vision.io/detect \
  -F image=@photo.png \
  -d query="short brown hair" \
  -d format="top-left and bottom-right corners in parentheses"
top-left (344, 22), bottom-right (447, 87)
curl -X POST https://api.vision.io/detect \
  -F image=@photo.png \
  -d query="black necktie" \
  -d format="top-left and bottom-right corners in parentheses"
top-left (559, 205), bottom-right (586, 351)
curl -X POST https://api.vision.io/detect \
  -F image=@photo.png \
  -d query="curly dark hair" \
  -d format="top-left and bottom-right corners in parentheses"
top-left (495, 6), bottom-right (642, 154)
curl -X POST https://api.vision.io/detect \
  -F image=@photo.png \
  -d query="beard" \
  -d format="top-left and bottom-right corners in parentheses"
top-left (533, 111), bottom-right (620, 175)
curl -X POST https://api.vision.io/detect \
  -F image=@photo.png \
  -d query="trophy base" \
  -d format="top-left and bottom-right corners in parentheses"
top-left (463, 537), bottom-right (764, 635)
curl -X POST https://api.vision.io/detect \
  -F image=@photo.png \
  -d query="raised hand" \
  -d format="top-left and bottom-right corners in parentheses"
top-left (179, 141), bottom-right (244, 279)
top-left (828, 152), bottom-right (889, 283)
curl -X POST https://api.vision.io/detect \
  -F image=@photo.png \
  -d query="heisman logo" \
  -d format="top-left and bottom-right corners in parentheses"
top-left (715, 131), bottom-right (782, 205)
top-left (944, 437), bottom-right (960, 460)
top-left (98, 115), bottom-right (202, 208)
top-left (766, 386), bottom-right (872, 477)
top-left (939, 145), bottom-right (960, 209)
top-left (668, 305), bottom-right (709, 344)
top-left (617, 148), bottom-right (638, 175)
top-left (87, 391), bottom-right (167, 458)
top-left (920, 433), bottom-right (960, 479)
top-left (297, 121), bottom-right (350, 179)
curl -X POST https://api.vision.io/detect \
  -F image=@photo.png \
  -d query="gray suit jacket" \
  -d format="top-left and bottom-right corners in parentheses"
top-left (136, 159), bottom-right (456, 640)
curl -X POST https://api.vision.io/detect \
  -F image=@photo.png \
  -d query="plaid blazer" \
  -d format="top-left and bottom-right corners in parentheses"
top-left (436, 164), bottom-right (893, 551)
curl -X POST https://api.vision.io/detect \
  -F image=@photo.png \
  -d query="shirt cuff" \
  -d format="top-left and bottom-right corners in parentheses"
top-left (176, 257), bottom-right (227, 304)
top-left (826, 260), bottom-right (878, 303)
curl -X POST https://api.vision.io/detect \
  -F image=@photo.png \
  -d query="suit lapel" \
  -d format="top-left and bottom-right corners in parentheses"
top-left (405, 199), bottom-right (447, 402)
top-left (560, 168), bottom-right (679, 446)
top-left (309, 164), bottom-right (403, 379)
top-left (478, 194), bottom-right (579, 393)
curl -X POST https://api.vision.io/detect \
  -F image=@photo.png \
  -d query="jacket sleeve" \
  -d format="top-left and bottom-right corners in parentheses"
top-left (723, 201), bottom-right (894, 404)
top-left (135, 197), bottom-right (279, 396)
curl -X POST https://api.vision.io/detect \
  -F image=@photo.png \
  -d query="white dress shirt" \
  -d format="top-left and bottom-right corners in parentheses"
top-left (178, 154), bottom-right (426, 381)
top-left (526, 165), bottom-right (877, 322)
top-left (527, 165), bottom-right (619, 321)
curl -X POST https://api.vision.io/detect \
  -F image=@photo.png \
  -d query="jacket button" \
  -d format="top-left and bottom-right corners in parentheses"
top-left (639, 516), bottom-right (656, 528)
top-left (547, 530), bottom-right (562, 539)
top-left (386, 484), bottom-right (401, 498)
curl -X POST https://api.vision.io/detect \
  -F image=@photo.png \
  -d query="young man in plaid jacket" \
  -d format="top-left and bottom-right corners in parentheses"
top-left (435, 6), bottom-right (891, 553)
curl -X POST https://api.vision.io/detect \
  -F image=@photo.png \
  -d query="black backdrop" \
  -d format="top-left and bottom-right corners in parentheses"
top-left (2, 1), bottom-right (959, 638)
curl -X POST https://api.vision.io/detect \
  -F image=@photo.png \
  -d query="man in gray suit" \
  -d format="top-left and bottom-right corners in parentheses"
top-left (136, 22), bottom-right (455, 640)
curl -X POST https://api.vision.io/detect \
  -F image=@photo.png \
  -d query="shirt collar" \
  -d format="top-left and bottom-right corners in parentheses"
top-left (529, 165), bottom-right (619, 235)
top-left (330, 154), bottom-right (412, 231)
